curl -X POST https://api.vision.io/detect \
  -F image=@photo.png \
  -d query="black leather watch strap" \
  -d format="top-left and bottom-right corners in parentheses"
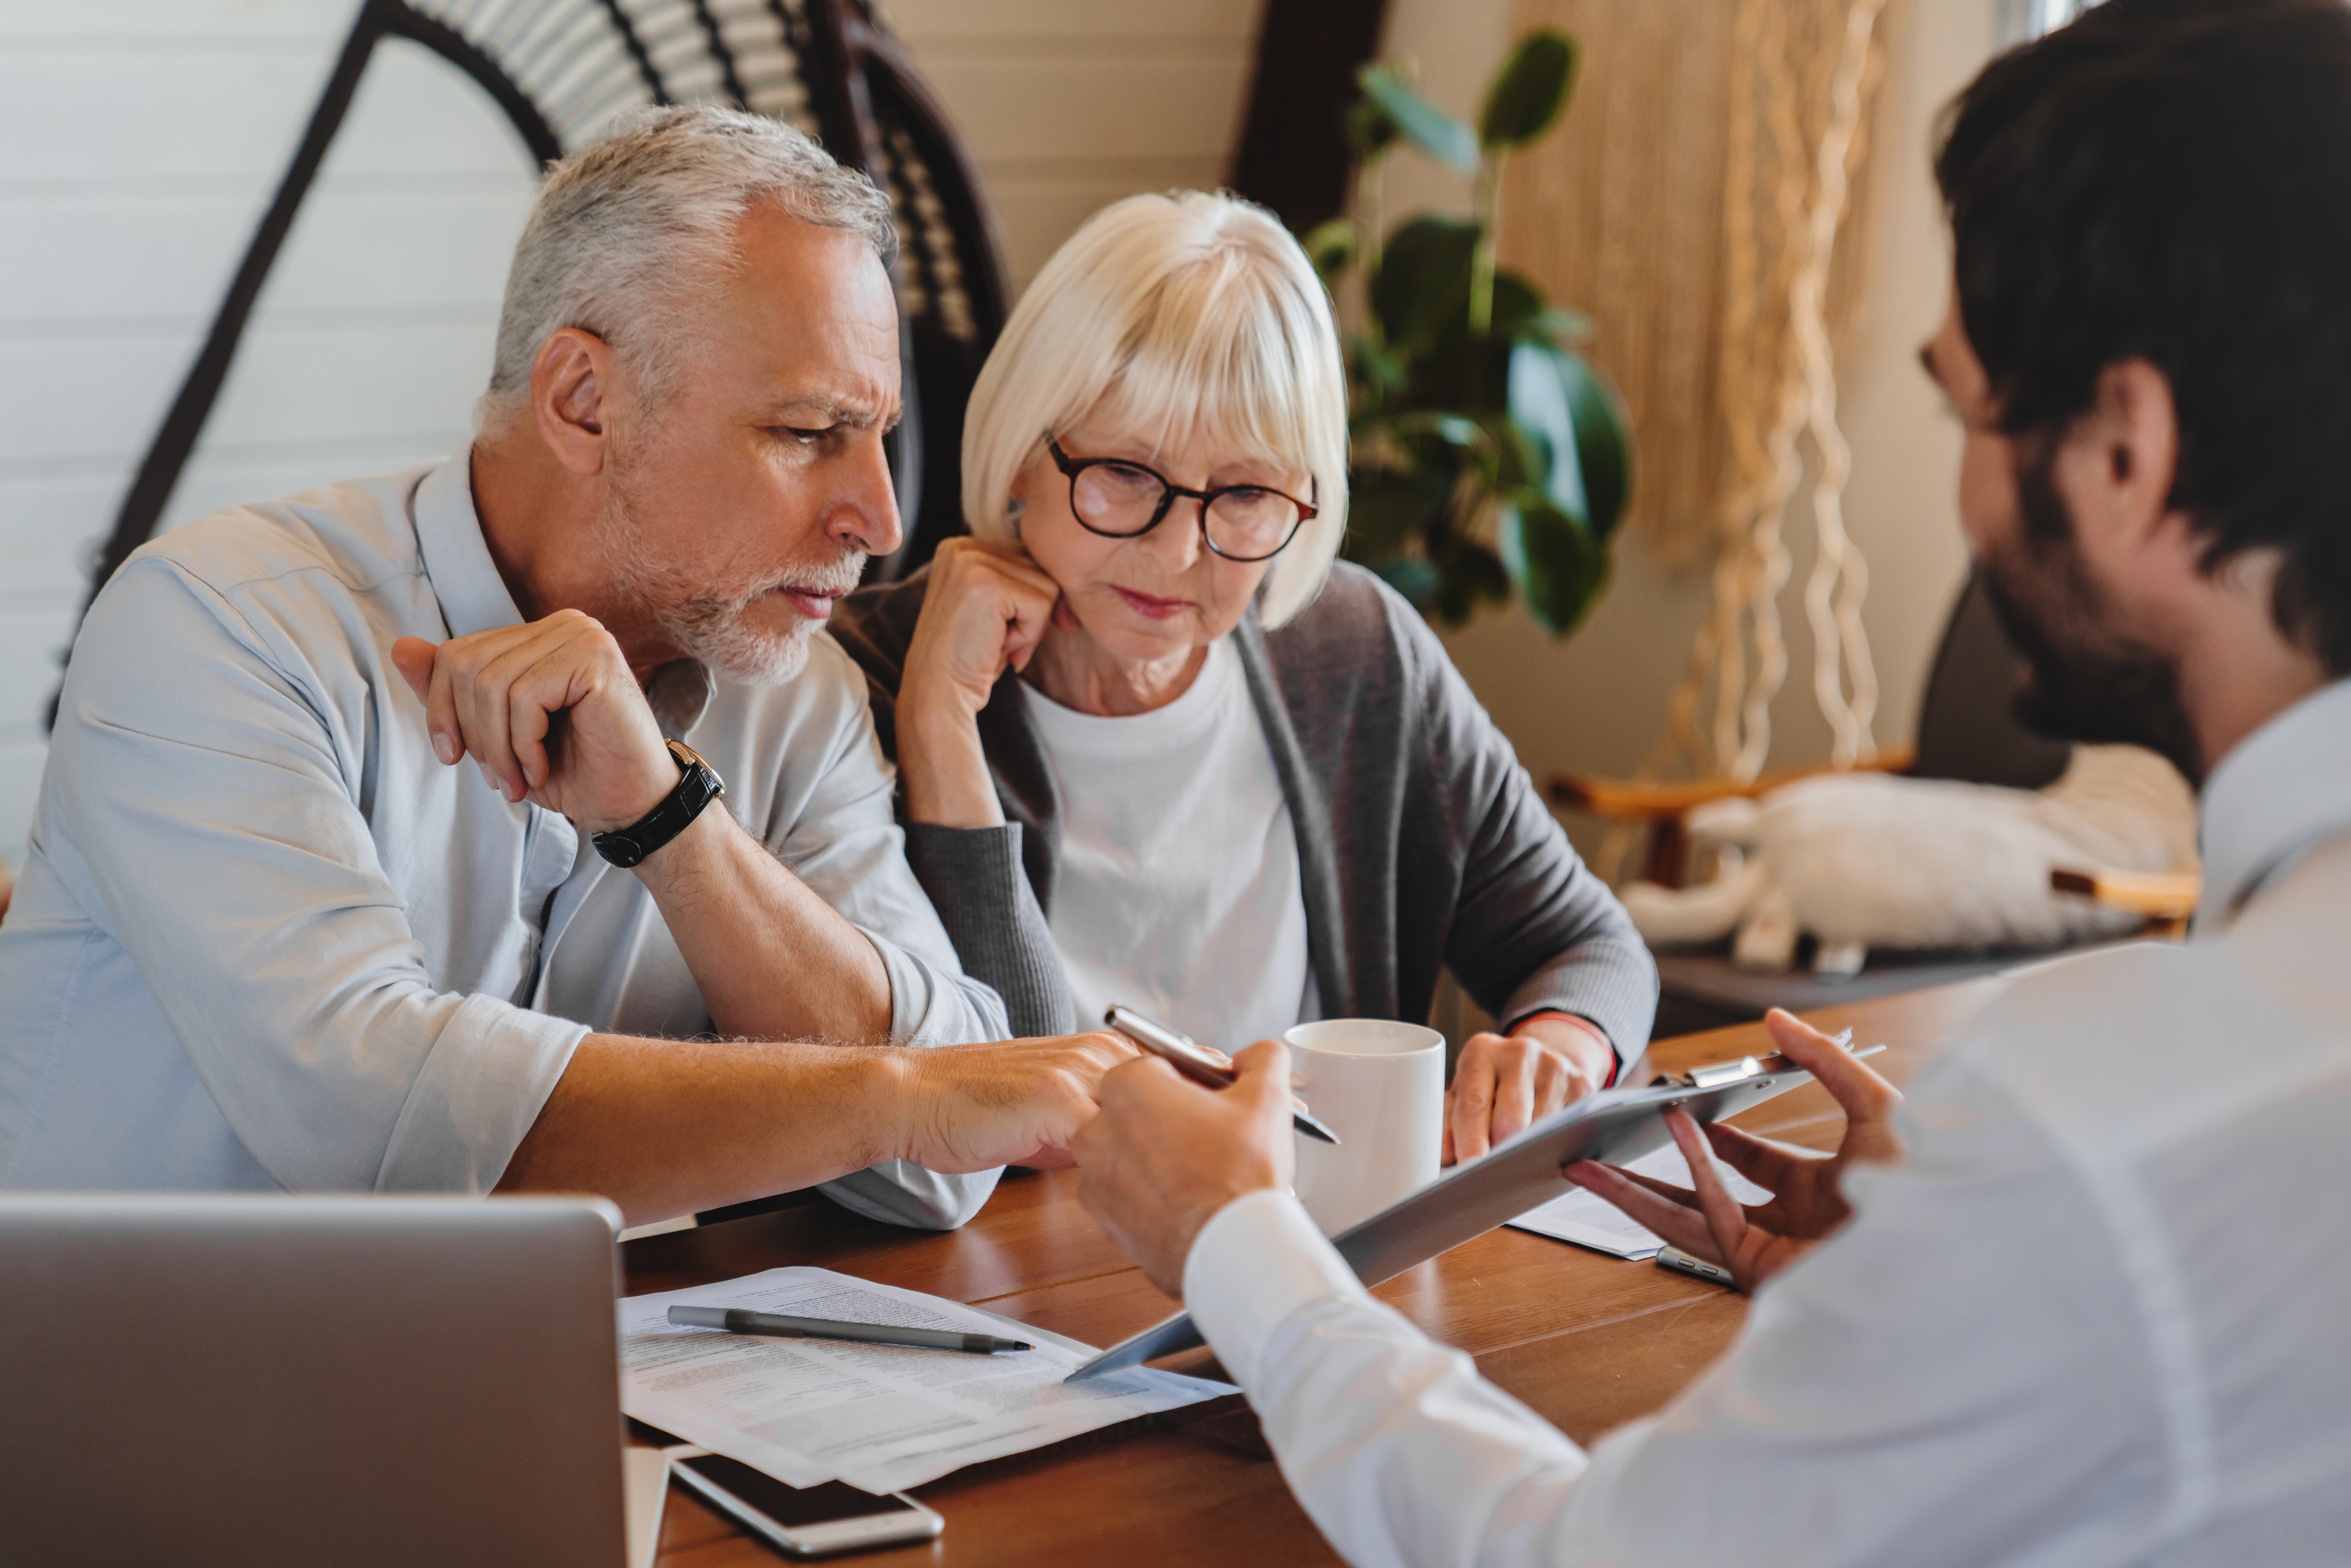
top-left (591, 739), bottom-right (725, 868)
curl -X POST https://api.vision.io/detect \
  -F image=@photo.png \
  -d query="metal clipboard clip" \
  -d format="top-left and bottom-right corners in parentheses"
top-left (1660, 1028), bottom-right (1872, 1090)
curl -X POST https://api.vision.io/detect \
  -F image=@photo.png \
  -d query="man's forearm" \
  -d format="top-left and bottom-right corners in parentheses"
top-left (494, 1031), bottom-right (906, 1224)
top-left (631, 804), bottom-right (894, 1043)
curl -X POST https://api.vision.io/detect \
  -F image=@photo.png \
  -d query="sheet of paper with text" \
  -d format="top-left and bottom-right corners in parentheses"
top-left (620, 1267), bottom-right (1232, 1493)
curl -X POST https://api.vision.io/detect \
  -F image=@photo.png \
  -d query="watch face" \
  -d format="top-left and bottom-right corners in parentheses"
top-left (596, 832), bottom-right (645, 868)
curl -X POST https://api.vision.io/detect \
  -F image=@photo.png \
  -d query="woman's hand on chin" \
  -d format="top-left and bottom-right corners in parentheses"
top-left (898, 538), bottom-right (1063, 827)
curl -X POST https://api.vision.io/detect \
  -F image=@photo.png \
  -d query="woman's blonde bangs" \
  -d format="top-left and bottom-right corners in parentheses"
top-left (961, 190), bottom-right (1349, 627)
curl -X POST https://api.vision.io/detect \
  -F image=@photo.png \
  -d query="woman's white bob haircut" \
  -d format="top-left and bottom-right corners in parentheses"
top-left (961, 190), bottom-right (1349, 628)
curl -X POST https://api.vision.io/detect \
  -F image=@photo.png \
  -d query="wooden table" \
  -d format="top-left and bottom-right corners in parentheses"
top-left (627, 979), bottom-right (2000, 1566)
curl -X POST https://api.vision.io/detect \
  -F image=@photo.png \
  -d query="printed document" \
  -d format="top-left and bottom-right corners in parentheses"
top-left (1507, 1140), bottom-right (1773, 1259)
top-left (620, 1268), bottom-right (1232, 1493)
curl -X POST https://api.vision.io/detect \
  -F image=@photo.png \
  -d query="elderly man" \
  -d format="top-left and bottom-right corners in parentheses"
top-left (1075, 2), bottom-right (2351, 1562)
top-left (0, 106), bottom-right (1129, 1228)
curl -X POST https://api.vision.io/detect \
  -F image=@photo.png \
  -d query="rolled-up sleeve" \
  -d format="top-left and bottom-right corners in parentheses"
top-left (47, 559), bottom-right (585, 1192)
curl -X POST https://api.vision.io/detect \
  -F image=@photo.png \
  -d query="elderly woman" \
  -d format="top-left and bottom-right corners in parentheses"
top-left (832, 192), bottom-right (1657, 1160)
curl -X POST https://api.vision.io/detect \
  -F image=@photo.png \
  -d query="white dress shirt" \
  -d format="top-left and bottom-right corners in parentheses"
top-left (0, 453), bottom-right (1005, 1228)
top-left (1027, 637), bottom-right (1318, 1052)
top-left (1186, 678), bottom-right (2351, 1566)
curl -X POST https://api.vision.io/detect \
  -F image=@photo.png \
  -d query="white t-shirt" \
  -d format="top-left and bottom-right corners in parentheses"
top-left (1024, 638), bottom-right (1317, 1054)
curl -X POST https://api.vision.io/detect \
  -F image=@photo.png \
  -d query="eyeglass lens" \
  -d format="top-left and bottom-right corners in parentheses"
top-left (1071, 461), bottom-right (1304, 559)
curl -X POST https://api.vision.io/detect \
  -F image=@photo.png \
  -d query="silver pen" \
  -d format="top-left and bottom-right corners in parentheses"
top-left (1103, 1004), bottom-right (1341, 1145)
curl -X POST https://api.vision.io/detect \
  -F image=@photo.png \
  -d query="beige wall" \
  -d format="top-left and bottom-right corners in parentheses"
top-left (884, 0), bottom-right (1263, 290)
top-left (1382, 0), bottom-right (2000, 854)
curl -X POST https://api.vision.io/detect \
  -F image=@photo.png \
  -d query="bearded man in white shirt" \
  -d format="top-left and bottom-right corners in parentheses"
top-left (1073, 1), bottom-right (2351, 1561)
top-left (0, 106), bottom-right (1134, 1228)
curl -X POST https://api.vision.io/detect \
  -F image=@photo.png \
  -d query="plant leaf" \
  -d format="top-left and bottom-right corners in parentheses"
top-left (1343, 465), bottom-right (1452, 560)
top-left (1347, 335), bottom-right (1410, 404)
top-left (1506, 340), bottom-right (1633, 542)
top-left (1497, 498), bottom-right (1610, 635)
top-left (1344, 96), bottom-right (1402, 161)
top-left (1302, 218), bottom-right (1357, 284)
top-left (1479, 30), bottom-right (1579, 150)
top-left (1371, 216), bottom-right (1478, 349)
top-left (1372, 556), bottom-right (1442, 610)
top-left (1360, 410), bottom-right (1487, 451)
top-left (1359, 63), bottom-right (1479, 172)
top-left (1485, 271), bottom-right (1546, 340)
top-left (1431, 543), bottom-right (1511, 625)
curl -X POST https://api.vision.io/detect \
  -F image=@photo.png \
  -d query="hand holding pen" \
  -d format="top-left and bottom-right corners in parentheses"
top-left (1103, 1005), bottom-right (1341, 1145)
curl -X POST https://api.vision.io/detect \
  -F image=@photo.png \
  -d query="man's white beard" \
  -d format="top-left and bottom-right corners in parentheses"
top-left (593, 476), bottom-right (864, 687)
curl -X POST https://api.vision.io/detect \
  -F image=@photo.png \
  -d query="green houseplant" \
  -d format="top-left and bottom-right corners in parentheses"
top-left (1307, 30), bottom-right (1632, 633)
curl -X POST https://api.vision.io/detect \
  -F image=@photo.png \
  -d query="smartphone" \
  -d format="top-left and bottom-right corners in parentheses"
top-left (1654, 1246), bottom-right (1735, 1287)
top-left (668, 1449), bottom-right (943, 1558)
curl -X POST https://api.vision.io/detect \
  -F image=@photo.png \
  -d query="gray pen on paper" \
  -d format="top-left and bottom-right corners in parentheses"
top-left (668, 1304), bottom-right (1032, 1354)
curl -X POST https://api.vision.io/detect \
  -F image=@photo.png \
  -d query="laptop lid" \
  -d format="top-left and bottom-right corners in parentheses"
top-left (0, 1194), bottom-right (626, 1568)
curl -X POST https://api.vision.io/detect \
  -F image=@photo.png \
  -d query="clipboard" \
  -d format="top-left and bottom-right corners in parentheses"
top-left (1066, 1040), bottom-right (1855, 1381)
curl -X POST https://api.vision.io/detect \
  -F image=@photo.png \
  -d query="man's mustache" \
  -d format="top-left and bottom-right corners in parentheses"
top-left (752, 552), bottom-right (866, 602)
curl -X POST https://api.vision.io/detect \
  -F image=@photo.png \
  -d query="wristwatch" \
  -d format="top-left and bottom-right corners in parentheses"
top-left (590, 739), bottom-right (725, 868)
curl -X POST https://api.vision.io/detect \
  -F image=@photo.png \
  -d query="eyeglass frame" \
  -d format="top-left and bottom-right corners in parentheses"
top-left (1044, 437), bottom-right (1318, 563)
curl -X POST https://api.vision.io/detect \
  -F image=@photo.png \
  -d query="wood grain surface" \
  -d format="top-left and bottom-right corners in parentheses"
top-left (628, 978), bottom-right (2001, 1565)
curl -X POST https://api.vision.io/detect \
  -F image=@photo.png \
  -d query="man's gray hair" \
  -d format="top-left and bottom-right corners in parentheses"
top-left (480, 104), bottom-right (896, 428)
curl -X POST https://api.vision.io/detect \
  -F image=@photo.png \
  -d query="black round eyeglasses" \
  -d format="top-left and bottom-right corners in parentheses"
top-left (1047, 437), bottom-right (1317, 563)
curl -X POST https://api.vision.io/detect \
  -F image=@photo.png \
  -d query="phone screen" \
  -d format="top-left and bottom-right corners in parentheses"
top-left (678, 1454), bottom-right (923, 1528)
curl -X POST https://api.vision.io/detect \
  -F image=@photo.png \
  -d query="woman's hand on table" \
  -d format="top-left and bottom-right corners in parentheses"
top-left (1444, 1012), bottom-right (1614, 1164)
top-left (1563, 1008), bottom-right (1906, 1293)
top-left (898, 538), bottom-right (1063, 828)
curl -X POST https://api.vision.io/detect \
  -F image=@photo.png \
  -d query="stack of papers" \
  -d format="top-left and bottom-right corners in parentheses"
top-left (620, 1268), bottom-right (1232, 1494)
top-left (1507, 1142), bottom-right (1773, 1259)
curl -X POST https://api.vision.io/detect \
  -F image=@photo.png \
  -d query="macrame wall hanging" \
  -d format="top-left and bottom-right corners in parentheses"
top-left (1501, 0), bottom-right (1891, 786)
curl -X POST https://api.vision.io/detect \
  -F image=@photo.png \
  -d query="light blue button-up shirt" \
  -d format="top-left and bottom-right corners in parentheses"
top-left (0, 453), bottom-right (1006, 1226)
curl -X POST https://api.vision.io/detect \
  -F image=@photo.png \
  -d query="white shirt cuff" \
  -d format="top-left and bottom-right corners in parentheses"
top-left (1182, 1186), bottom-right (1366, 1389)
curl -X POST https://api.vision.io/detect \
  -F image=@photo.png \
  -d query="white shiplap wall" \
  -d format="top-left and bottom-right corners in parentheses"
top-left (0, 0), bottom-right (1266, 868)
top-left (0, 1), bottom-right (540, 866)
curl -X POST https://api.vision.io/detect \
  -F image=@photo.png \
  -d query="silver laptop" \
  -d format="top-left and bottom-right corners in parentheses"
top-left (0, 1194), bottom-right (628, 1568)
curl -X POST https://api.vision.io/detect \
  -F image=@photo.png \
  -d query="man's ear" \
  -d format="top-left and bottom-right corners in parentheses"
top-left (2069, 357), bottom-right (2181, 557)
top-left (531, 328), bottom-right (617, 477)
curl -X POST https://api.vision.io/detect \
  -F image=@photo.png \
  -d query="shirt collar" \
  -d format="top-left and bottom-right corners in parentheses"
top-left (414, 448), bottom-right (525, 639)
top-left (646, 659), bottom-right (715, 739)
top-left (2195, 676), bottom-right (2351, 933)
top-left (412, 447), bottom-right (716, 739)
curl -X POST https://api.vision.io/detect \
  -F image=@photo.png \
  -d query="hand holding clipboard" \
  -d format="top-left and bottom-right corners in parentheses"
top-left (1567, 1008), bottom-right (1901, 1294)
top-left (1069, 1008), bottom-right (1896, 1381)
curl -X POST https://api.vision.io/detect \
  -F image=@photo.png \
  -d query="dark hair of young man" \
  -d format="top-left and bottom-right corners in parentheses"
top-left (1937, 0), bottom-right (2351, 680)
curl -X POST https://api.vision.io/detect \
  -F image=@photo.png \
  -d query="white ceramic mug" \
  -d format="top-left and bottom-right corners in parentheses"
top-left (1284, 1019), bottom-right (1447, 1236)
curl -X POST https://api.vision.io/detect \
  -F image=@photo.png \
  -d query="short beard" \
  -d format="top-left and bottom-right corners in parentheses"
top-left (592, 463), bottom-right (865, 687)
top-left (1976, 439), bottom-right (2204, 781)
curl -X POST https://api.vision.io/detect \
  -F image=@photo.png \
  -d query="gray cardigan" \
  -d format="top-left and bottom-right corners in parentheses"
top-left (828, 562), bottom-right (1658, 1071)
